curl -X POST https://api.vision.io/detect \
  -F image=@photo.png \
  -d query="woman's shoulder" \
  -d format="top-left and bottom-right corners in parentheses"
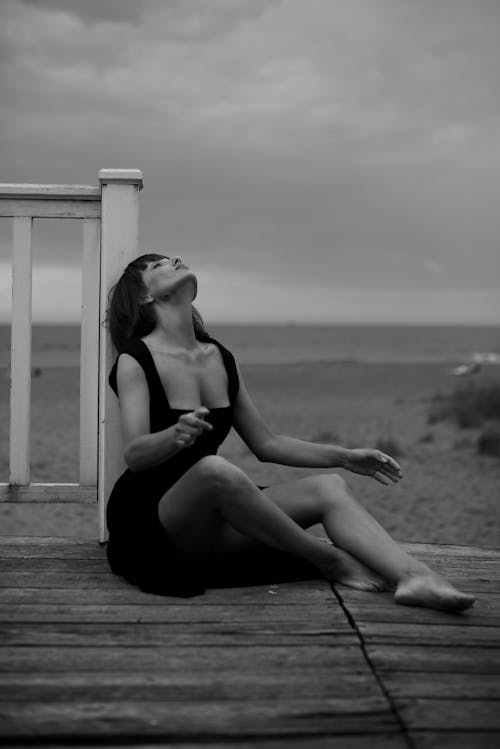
top-left (109, 338), bottom-right (149, 396)
top-left (205, 336), bottom-right (238, 370)
top-left (205, 335), bottom-right (234, 358)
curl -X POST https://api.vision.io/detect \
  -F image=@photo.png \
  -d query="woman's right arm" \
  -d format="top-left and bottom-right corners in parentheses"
top-left (115, 354), bottom-right (212, 472)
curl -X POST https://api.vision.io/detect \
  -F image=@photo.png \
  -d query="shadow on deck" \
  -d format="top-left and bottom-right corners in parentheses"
top-left (0, 536), bottom-right (499, 748)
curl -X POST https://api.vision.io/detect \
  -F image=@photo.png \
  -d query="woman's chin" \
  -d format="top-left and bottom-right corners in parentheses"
top-left (166, 269), bottom-right (197, 300)
top-left (183, 270), bottom-right (197, 299)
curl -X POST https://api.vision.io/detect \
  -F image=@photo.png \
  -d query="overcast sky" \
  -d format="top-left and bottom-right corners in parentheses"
top-left (1, 0), bottom-right (499, 324)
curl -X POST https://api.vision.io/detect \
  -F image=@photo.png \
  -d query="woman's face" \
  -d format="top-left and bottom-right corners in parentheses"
top-left (141, 256), bottom-right (197, 301)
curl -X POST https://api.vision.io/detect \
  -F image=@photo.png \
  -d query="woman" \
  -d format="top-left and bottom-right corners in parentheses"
top-left (105, 253), bottom-right (475, 611)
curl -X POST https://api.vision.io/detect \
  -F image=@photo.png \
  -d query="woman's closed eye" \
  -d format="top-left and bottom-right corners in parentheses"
top-left (152, 258), bottom-right (170, 269)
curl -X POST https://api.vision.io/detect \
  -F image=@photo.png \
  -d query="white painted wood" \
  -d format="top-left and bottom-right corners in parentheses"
top-left (98, 169), bottom-right (143, 542)
top-left (10, 217), bottom-right (32, 484)
top-left (0, 484), bottom-right (96, 503)
top-left (2, 173), bottom-right (144, 532)
top-left (0, 200), bottom-right (100, 219)
top-left (79, 219), bottom-right (100, 486)
top-left (97, 169), bottom-right (144, 188)
top-left (0, 184), bottom-right (101, 199)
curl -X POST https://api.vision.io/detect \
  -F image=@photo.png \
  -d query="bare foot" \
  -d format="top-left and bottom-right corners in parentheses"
top-left (395, 573), bottom-right (476, 612)
top-left (322, 544), bottom-right (392, 592)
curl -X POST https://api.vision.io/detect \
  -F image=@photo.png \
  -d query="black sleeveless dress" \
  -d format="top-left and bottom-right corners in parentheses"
top-left (105, 336), bottom-right (320, 597)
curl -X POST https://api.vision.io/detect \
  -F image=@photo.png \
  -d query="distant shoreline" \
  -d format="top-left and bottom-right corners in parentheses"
top-left (2, 359), bottom-right (500, 370)
top-left (1, 323), bottom-right (498, 368)
top-left (1, 322), bottom-right (499, 329)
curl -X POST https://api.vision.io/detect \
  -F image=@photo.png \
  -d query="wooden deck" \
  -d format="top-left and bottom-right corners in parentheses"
top-left (0, 537), bottom-right (498, 748)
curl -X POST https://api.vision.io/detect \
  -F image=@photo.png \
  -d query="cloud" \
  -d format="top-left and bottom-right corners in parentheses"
top-left (423, 259), bottom-right (444, 275)
top-left (0, 0), bottom-right (499, 322)
top-left (14, 0), bottom-right (146, 25)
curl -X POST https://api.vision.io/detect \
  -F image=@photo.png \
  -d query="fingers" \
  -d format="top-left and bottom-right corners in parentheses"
top-left (378, 467), bottom-right (401, 484)
top-left (193, 406), bottom-right (210, 419)
top-left (380, 465), bottom-right (402, 482)
top-left (376, 452), bottom-right (403, 481)
top-left (175, 408), bottom-right (213, 448)
top-left (373, 472), bottom-right (391, 486)
top-left (182, 409), bottom-right (213, 432)
top-left (378, 453), bottom-right (402, 473)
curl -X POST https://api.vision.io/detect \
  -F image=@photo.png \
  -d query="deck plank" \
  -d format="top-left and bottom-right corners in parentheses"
top-left (0, 583), bottom-right (334, 604)
top-left (0, 603), bottom-right (349, 623)
top-left (0, 739), bottom-right (409, 749)
top-left (0, 572), bottom-right (336, 601)
top-left (381, 671), bottom-right (500, 699)
top-left (0, 557), bottom-right (114, 571)
top-left (0, 697), bottom-right (398, 739)
top-left (0, 539), bottom-right (103, 556)
top-left (0, 643), bottom-right (368, 673)
top-left (0, 670), bottom-right (384, 702)
top-left (342, 600), bottom-right (500, 627)
top-left (409, 733), bottom-right (500, 749)
top-left (397, 698), bottom-right (500, 730)
top-left (365, 645), bottom-right (500, 674)
top-left (359, 621), bottom-right (500, 646)
top-left (0, 623), bottom-right (355, 647)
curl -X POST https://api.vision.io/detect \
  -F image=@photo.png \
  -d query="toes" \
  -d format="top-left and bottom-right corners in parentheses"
top-left (457, 595), bottom-right (476, 611)
top-left (395, 584), bottom-right (477, 612)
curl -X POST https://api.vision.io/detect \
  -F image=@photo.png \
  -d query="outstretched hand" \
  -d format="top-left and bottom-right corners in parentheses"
top-left (342, 448), bottom-right (402, 485)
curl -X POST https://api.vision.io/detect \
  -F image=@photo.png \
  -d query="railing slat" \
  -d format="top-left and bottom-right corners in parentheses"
top-left (0, 184), bottom-right (101, 200)
top-left (0, 484), bottom-right (96, 503)
top-left (0, 200), bottom-right (100, 219)
top-left (79, 219), bottom-right (100, 486)
top-left (10, 217), bottom-right (33, 484)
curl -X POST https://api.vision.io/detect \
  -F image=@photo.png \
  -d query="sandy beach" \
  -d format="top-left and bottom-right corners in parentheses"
top-left (1, 358), bottom-right (498, 546)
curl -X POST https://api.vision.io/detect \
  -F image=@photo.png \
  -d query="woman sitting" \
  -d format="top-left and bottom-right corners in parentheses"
top-left (105, 253), bottom-right (475, 612)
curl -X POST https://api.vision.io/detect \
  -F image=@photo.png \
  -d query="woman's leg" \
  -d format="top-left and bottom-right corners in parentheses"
top-left (213, 476), bottom-right (390, 590)
top-left (255, 473), bottom-right (475, 612)
top-left (300, 474), bottom-right (429, 581)
top-left (157, 456), bottom-right (358, 582)
top-left (159, 460), bottom-right (474, 611)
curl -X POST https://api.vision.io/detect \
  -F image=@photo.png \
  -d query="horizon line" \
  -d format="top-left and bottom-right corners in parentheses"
top-left (0, 321), bottom-right (498, 328)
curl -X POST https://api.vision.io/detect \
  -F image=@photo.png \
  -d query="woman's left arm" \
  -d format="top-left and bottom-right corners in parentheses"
top-left (232, 362), bottom-right (402, 485)
top-left (231, 362), bottom-right (344, 466)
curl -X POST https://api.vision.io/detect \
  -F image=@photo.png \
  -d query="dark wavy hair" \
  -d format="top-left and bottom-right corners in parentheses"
top-left (106, 253), bottom-right (211, 352)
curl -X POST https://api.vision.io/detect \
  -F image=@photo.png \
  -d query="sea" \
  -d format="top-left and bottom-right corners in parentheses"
top-left (0, 323), bottom-right (499, 368)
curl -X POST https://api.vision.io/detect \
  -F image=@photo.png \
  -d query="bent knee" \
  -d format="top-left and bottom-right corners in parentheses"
top-left (193, 455), bottom-right (248, 493)
top-left (306, 473), bottom-right (349, 506)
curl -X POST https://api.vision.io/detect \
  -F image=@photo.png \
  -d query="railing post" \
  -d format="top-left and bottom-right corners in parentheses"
top-left (98, 169), bottom-right (143, 542)
top-left (10, 217), bottom-right (33, 484)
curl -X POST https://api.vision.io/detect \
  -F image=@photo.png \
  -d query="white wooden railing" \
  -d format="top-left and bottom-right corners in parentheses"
top-left (0, 169), bottom-right (143, 541)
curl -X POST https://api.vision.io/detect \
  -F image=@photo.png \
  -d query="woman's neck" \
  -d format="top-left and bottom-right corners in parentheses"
top-left (149, 299), bottom-right (200, 352)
